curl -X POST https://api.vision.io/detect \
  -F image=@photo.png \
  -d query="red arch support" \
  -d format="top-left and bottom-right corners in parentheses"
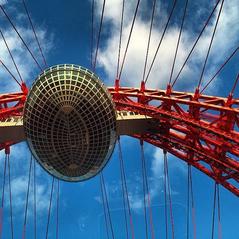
top-left (109, 84), bottom-right (239, 196)
top-left (0, 86), bottom-right (27, 151)
top-left (0, 84), bottom-right (239, 196)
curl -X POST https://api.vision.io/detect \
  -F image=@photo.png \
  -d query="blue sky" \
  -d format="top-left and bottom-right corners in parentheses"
top-left (0, 0), bottom-right (238, 238)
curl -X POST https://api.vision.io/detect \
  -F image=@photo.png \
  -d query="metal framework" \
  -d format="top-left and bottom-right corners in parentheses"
top-left (0, 82), bottom-right (239, 196)
top-left (109, 82), bottom-right (239, 196)
top-left (0, 83), bottom-right (27, 151)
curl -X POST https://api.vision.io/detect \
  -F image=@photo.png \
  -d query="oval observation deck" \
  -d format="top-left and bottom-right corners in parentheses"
top-left (24, 64), bottom-right (116, 181)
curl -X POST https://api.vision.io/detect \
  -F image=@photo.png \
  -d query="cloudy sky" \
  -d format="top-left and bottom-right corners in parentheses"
top-left (0, 0), bottom-right (238, 238)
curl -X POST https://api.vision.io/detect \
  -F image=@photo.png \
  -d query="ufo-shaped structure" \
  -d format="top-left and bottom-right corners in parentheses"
top-left (24, 64), bottom-right (117, 181)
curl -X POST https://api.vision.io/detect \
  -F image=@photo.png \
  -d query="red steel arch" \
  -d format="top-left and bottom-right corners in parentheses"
top-left (0, 81), bottom-right (239, 196)
top-left (109, 81), bottom-right (239, 196)
top-left (0, 84), bottom-right (27, 151)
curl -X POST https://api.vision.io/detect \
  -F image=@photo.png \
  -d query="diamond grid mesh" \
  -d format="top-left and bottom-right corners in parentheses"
top-left (24, 64), bottom-right (116, 181)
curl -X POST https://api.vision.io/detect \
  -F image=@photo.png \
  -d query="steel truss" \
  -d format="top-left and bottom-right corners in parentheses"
top-left (109, 82), bottom-right (239, 196)
top-left (0, 82), bottom-right (239, 196)
top-left (0, 83), bottom-right (27, 151)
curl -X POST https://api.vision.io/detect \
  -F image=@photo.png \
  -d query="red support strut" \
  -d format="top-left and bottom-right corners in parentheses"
top-left (0, 83), bottom-right (28, 151)
top-left (108, 85), bottom-right (239, 196)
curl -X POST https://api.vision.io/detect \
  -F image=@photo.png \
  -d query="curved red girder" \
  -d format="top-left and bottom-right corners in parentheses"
top-left (0, 83), bottom-right (27, 151)
top-left (108, 82), bottom-right (239, 197)
top-left (0, 82), bottom-right (239, 196)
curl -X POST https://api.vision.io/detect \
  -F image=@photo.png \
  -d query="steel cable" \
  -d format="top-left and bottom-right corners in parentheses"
top-left (56, 179), bottom-right (60, 239)
top-left (0, 29), bottom-right (23, 83)
top-left (0, 155), bottom-right (7, 239)
top-left (90, 0), bottom-right (95, 70)
top-left (22, 155), bottom-right (33, 239)
top-left (92, 0), bottom-right (106, 71)
top-left (200, 45), bottom-right (239, 93)
top-left (145, 0), bottom-right (177, 84)
top-left (0, 5), bottom-right (43, 71)
top-left (169, 0), bottom-right (189, 85)
top-left (141, 143), bottom-right (149, 239)
top-left (230, 73), bottom-right (239, 96)
top-left (0, 60), bottom-right (21, 87)
top-left (187, 164), bottom-right (196, 239)
top-left (165, 153), bottom-right (174, 239)
top-left (119, 0), bottom-right (141, 79)
top-left (7, 155), bottom-right (14, 239)
top-left (163, 152), bottom-right (168, 239)
top-left (187, 164), bottom-right (190, 239)
top-left (100, 173), bottom-right (115, 239)
top-left (22, 0), bottom-right (47, 67)
top-left (116, 0), bottom-right (125, 79)
top-left (189, 165), bottom-right (196, 239)
top-left (172, 0), bottom-right (221, 87)
top-left (142, 0), bottom-right (157, 83)
top-left (118, 140), bottom-right (129, 239)
top-left (46, 177), bottom-right (55, 239)
top-left (100, 174), bottom-right (110, 239)
top-left (211, 183), bottom-right (217, 239)
top-left (33, 159), bottom-right (37, 239)
top-left (217, 185), bottom-right (222, 239)
top-left (198, 0), bottom-right (224, 89)
top-left (118, 139), bottom-right (135, 239)
top-left (140, 142), bottom-right (155, 239)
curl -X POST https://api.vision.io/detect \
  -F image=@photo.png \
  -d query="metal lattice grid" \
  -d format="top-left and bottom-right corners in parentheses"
top-left (24, 64), bottom-right (116, 181)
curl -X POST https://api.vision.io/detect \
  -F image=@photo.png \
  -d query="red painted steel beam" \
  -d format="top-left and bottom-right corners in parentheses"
top-left (0, 83), bottom-right (239, 196)
top-left (108, 85), bottom-right (239, 196)
top-left (0, 93), bottom-right (26, 118)
top-left (0, 84), bottom-right (27, 150)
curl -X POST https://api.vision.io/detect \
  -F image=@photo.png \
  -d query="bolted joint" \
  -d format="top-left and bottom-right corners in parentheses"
top-left (114, 79), bottom-right (121, 101)
top-left (226, 93), bottom-right (233, 107)
top-left (138, 81), bottom-right (147, 104)
top-left (193, 87), bottom-right (200, 101)
top-left (166, 84), bottom-right (172, 96)
top-left (21, 82), bottom-right (28, 96)
top-left (140, 81), bottom-right (145, 92)
top-left (115, 79), bottom-right (120, 92)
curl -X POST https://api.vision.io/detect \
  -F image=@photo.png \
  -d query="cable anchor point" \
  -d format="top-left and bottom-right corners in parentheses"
top-left (166, 84), bottom-right (172, 96)
top-left (193, 87), bottom-right (200, 101)
top-left (5, 144), bottom-right (10, 155)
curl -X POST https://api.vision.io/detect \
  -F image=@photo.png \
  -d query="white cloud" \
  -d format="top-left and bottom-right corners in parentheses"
top-left (151, 148), bottom-right (164, 180)
top-left (0, 3), bottom-right (54, 220)
top-left (150, 148), bottom-right (186, 196)
top-left (96, 0), bottom-right (238, 95)
top-left (94, 195), bottom-right (102, 204)
top-left (92, 0), bottom-right (239, 208)
top-left (128, 193), bottom-right (143, 212)
top-left (125, 148), bottom-right (186, 213)
top-left (0, 0), bottom-right (7, 5)
top-left (92, 144), bottom-right (186, 213)
top-left (0, 11), bottom-right (53, 93)
top-left (0, 152), bottom-right (53, 219)
top-left (95, 0), bottom-right (142, 27)
top-left (77, 215), bottom-right (89, 232)
top-left (9, 175), bottom-right (51, 213)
